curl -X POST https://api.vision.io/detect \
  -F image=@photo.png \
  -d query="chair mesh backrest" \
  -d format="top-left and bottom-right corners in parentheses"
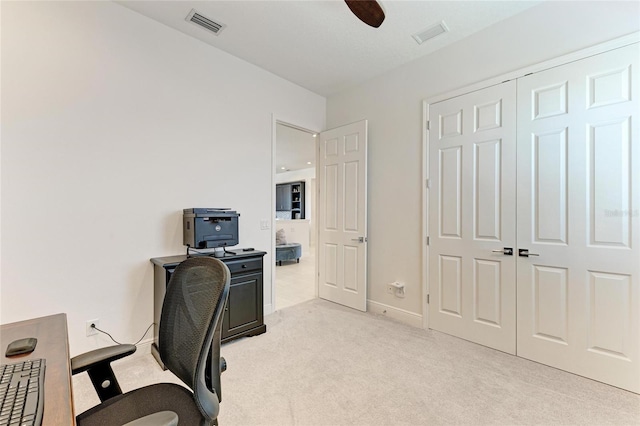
top-left (159, 257), bottom-right (230, 407)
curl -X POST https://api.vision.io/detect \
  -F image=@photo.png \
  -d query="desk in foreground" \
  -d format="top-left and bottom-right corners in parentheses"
top-left (1, 313), bottom-right (75, 426)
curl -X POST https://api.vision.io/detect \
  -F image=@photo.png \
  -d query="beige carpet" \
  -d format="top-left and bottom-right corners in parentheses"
top-left (74, 299), bottom-right (640, 425)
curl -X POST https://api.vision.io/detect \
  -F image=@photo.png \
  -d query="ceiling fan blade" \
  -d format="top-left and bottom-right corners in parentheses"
top-left (344, 0), bottom-right (385, 28)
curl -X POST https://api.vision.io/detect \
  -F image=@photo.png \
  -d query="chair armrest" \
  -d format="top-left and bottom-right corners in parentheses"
top-left (123, 411), bottom-right (178, 426)
top-left (71, 344), bottom-right (136, 402)
top-left (71, 344), bottom-right (137, 374)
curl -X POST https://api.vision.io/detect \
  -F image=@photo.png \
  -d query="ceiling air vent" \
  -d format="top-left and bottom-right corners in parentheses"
top-left (186, 9), bottom-right (226, 36)
top-left (412, 21), bottom-right (449, 45)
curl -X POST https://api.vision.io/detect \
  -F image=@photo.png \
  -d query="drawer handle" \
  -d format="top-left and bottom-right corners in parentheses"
top-left (242, 264), bottom-right (247, 268)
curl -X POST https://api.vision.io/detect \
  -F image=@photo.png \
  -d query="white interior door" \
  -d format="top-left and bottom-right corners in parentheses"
top-left (318, 120), bottom-right (368, 311)
top-left (428, 82), bottom-right (517, 354)
top-left (516, 44), bottom-right (640, 393)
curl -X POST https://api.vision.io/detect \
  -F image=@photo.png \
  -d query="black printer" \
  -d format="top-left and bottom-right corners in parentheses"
top-left (183, 208), bottom-right (240, 249)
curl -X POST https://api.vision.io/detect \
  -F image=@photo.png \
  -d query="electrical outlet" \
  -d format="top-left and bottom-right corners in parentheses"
top-left (260, 220), bottom-right (270, 230)
top-left (86, 319), bottom-right (99, 337)
top-left (387, 282), bottom-right (405, 298)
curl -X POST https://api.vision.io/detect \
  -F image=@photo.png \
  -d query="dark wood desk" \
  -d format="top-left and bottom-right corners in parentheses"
top-left (1, 313), bottom-right (75, 425)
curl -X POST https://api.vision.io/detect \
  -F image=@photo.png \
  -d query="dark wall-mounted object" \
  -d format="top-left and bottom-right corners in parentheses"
top-left (183, 208), bottom-right (239, 249)
top-left (276, 181), bottom-right (305, 219)
top-left (275, 184), bottom-right (292, 211)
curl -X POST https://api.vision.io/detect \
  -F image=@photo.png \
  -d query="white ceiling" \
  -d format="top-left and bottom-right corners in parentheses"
top-left (116, 1), bottom-right (543, 172)
top-left (116, 0), bottom-right (542, 97)
top-left (275, 123), bottom-right (316, 174)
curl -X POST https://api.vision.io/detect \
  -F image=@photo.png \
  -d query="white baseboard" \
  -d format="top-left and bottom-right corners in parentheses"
top-left (263, 303), bottom-right (274, 316)
top-left (367, 300), bottom-right (423, 329)
top-left (131, 338), bottom-right (153, 358)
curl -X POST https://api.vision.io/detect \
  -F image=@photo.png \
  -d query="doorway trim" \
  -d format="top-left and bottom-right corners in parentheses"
top-left (421, 32), bottom-right (640, 330)
top-left (270, 115), bottom-right (320, 314)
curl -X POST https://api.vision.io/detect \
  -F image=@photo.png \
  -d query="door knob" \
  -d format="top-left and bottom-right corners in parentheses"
top-left (518, 249), bottom-right (539, 257)
top-left (351, 237), bottom-right (367, 243)
top-left (492, 247), bottom-right (513, 255)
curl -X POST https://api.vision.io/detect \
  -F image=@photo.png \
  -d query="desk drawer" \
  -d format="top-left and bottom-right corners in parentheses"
top-left (225, 258), bottom-right (262, 274)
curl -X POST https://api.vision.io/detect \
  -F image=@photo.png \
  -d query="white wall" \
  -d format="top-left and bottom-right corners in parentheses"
top-left (0, 1), bottom-right (325, 355)
top-left (326, 1), bottom-right (640, 318)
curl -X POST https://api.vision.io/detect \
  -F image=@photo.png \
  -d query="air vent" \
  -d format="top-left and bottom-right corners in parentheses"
top-left (412, 21), bottom-right (449, 45)
top-left (186, 9), bottom-right (226, 36)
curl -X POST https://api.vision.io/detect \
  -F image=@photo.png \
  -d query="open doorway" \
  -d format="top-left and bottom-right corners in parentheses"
top-left (274, 122), bottom-right (317, 310)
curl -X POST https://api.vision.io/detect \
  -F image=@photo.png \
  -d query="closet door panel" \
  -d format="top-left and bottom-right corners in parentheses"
top-left (516, 43), bottom-right (639, 393)
top-left (429, 81), bottom-right (517, 354)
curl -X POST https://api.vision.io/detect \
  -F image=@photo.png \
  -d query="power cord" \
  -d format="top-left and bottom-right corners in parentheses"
top-left (90, 323), bottom-right (154, 346)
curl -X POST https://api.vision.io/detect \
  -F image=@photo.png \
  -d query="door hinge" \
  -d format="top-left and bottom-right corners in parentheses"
top-left (426, 120), bottom-right (430, 130)
top-left (427, 294), bottom-right (430, 304)
top-left (425, 178), bottom-right (430, 189)
top-left (426, 236), bottom-right (430, 246)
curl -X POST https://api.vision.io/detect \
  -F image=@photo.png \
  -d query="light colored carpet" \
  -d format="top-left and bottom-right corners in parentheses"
top-left (74, 299), bottom-right (640, 425)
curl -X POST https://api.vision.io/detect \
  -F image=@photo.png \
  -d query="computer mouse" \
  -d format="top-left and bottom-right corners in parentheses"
top-left (5, 337), bottom-right (37, 356)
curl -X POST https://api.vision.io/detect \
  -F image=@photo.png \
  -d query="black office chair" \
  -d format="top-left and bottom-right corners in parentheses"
top-left (72, 257), bottom-right (231, 426)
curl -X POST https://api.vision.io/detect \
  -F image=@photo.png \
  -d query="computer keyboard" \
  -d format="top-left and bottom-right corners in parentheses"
top-left (0, 359), bottom-right (45, 426)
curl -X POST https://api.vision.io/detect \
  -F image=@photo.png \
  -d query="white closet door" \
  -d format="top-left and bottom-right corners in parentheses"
top-left (516, 44), bottom-right (640, 393)
top-left (429, 81), bottom-right (517, 354)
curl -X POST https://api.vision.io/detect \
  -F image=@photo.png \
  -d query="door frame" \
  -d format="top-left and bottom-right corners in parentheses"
top-left (270, 116), bottom-right (320, 314)
top-left (421, 32), bottom-right (640, 330)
